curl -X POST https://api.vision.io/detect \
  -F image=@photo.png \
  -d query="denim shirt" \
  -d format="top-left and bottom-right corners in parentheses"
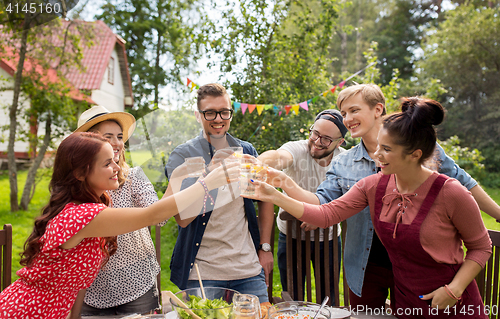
top-left (315, 139), bottom-right (477, 297)
top-left (165, 131), bottom-right (261, 289)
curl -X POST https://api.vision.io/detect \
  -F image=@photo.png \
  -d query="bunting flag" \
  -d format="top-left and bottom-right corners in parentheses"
top-left (186, 62), bottom-right (375, 117)
top-left (299, 101), bottom-right (308, 111)
top-left (256, 104), bottom-right (265, 115)
top-left (241, 103), bottom-right (248, 114)
top-left (233, 101), bottom-right (241, 112)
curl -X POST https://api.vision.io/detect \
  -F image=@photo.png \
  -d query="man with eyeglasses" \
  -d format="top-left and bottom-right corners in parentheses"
top-left (258, 109), bottom-right (347, 304)
top-left (165, 83), bottom-right (274, 303)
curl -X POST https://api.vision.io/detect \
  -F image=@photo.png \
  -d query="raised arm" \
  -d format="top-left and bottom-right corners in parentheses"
top-left (62, 163), bottom-right (239, 249)
top-left (258, 149), bottom-right (294, 170)
top-left (436, 143), bottom-right (500, 220)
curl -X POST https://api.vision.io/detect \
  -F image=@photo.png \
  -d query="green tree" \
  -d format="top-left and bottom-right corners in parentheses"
top-left (96, 0), bottom-right (203, 118)
top-left (418, 3), bottom-right (500, 173)
top-left (0, 13), bottom-right (92, 211)
top-left (202, 0), bottom-right (342, 153)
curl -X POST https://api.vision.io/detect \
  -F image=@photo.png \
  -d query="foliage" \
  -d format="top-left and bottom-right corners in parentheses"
top-left (96, 0), bottom-right (204, 117)
top-left (0, 16), bottom-right (94, 210)
top-left (329, 0), bottom-right (443, 86)
top-left (439, 135), bottom-right (485, 180)
top-left (202, 0), bottom-right (342, 153)
top-left (418, 3), bottom-right (500, 172)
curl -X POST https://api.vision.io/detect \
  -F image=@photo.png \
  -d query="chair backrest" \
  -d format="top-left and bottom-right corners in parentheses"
top-left (0, 224), bottom-right (13, 291)
top-left (476, 229), bottom-right (500, 319)
top-left (280, 212), bottom-right (346, 306)
top-left (154, 225), bottom-right (162, 294)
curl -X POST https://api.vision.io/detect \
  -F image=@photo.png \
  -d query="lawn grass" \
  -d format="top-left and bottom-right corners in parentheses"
top-left (1, 170), bottom-right (499, 304)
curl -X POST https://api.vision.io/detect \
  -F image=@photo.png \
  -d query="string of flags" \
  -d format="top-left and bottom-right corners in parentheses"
top-left (186, 62), bottom-right (375, 116)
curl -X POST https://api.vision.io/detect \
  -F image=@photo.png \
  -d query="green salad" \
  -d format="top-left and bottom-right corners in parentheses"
top-left (176, 295), bottom-right (232, 319)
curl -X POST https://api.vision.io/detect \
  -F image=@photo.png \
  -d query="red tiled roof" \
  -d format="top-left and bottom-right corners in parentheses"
top-left (64, 20), bottom-right (117, 90)
top-left (0, 47), bottom-right (94, 103)
top-left (0, 21), bottom-right (133, 106)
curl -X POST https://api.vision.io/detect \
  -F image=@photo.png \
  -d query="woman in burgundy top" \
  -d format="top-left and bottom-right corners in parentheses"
top-left (246, 97), bottom-right (491, 318)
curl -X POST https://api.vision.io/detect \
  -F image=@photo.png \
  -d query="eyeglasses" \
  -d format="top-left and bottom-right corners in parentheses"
top-left (199, 109), bottom-right (234, 121)
top-left (308, 127), bottom-right (342, 147)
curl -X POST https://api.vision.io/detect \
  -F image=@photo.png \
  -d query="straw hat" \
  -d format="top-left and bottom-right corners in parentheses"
top-left (75, 105), bottom-right (136, 142)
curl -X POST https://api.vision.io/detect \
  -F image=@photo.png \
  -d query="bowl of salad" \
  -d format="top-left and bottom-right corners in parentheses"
top-left (170, 287), bottom-right (239, 319)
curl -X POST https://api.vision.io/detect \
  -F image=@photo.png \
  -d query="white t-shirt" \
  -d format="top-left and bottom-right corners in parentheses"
top-left (277, 140), bottom-right (345, 241)
top-left (189, 196), bottom-right (262, 281)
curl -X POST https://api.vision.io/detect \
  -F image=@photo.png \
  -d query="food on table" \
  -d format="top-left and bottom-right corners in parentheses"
top-left (176, 295), bottom-right (232, 319)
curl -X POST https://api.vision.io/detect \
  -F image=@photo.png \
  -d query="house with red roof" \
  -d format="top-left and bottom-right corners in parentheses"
top-left (0, 20), bottom-right (134, 165)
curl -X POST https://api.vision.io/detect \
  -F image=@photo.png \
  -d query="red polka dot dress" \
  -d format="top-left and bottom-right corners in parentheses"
top-left (0, 203), bottom-right (107, 319)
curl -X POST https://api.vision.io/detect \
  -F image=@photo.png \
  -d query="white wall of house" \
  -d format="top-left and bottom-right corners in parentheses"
top-left (90, 47), bottom-right (126, 112)
top-left (0, 67), bottom-right (44, 154)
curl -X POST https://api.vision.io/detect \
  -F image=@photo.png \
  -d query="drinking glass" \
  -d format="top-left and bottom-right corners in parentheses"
top-left (252, 164), bottom-right (268, 182)
top-left (233, 293), bottom-right (261, 319)
top-left (224, 146), bottom-right (243, 164)
top-left (240, 158), bottom-right (257, 196)
top-left (184, 156), bottom-right (205, 177)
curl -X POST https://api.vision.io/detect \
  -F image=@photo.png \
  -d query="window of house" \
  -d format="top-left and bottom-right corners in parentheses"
top-left (108, 57), bottom-right (114, 85)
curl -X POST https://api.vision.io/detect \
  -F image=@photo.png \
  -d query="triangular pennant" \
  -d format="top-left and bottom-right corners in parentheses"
top-left (187, 78), bottom-right (192, 87)
top-left (233, 102), bottom-right (241, 112)
top-left (307, 99), bottom-right (312, 104)
top-left (256, 104), bottom-right (264, 115)
top-left (312, 96), bottom-right (319, 103)
top-left (264, 104), bottom-right (273, 110)
top-left (285, 105), bottom-right (292, 115)
top-left (241, 103), bottom-right (248, 114)
top-left (330, 85), bottom-right (337, 94)
top-left (322, 91), bottom-right (329, 97)
top-left (299, 101), bottom-right (308, 111)
top-left (195, 84), bottom-right (199, 89)
top-left (279, 111), bottom-right (282, 116)
top-left (190, 82), bottom-right (195, 92)
top-left (338, 80), bottom-right (346, 89)
top-left (273, 106), bottom-right (280, 114)
top-left (248, 104), bottom-right (256, 113)
top-left (292, 104), bottom-right (300, 114)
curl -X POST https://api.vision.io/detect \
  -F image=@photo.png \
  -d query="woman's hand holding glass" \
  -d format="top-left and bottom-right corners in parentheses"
top-left (240, 178), bottom-right (281, 204)
top-left (203, 161), bottom-right (240, 190)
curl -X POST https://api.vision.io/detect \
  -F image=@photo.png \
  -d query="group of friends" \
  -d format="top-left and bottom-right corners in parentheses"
top-left (0, 82), bottom-right (499, 319)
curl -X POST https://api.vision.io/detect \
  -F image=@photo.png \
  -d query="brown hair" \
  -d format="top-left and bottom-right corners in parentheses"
top-left (20, 132), bottom-right (118, 267)
top-left (196, 83), bottom-right (230, 110)
top-left (337, 84), bottom-right (386, 116)
top-left (383, 97), bottom-right (445, 164)
top-left (89, 120), bottom-right (130, 187)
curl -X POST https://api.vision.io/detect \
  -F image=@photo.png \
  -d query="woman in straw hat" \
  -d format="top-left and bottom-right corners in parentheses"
top-left (0, 131), bottom-right (239, 319)
top-left (70, 105), bottom-right (160, 316)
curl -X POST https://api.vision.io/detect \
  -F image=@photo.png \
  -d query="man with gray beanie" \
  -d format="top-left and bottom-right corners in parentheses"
top-left (258, 109), bottom-right (347, 304)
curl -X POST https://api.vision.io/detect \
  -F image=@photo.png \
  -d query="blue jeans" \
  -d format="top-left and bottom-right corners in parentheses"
top-left (277, 232), bottom-right (341, 305)
top-left (186, 269), bottom-right (269, 303)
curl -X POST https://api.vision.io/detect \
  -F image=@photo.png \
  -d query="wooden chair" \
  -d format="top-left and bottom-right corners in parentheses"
top-left (0, 224), bottom-right (13, 291)
top-left (475, 229), bottom-right (500, 319)
top-left (279, 212), bottom-right (348, 306)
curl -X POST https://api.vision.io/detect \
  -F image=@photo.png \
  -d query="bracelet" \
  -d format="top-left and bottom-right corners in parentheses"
top-left (198, 180), bottom-right (214, 213)
top-left (202, 166), bottom-right (210, 178)
top-left (444, 285), bottom-right (461, 301)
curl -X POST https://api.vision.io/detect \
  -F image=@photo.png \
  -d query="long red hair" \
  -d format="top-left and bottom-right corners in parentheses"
top-left (20, 132), bottom-right (118, 267)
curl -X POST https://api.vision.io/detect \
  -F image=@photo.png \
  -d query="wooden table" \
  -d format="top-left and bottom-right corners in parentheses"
top-left (85, 311), bottom-right (397, 319)
top-left (329, 307), bottom-right (396, 319)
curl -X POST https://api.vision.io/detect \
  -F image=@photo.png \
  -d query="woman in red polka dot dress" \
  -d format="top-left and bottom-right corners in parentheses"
top-left (0, 132), bottom-right (238, 319)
